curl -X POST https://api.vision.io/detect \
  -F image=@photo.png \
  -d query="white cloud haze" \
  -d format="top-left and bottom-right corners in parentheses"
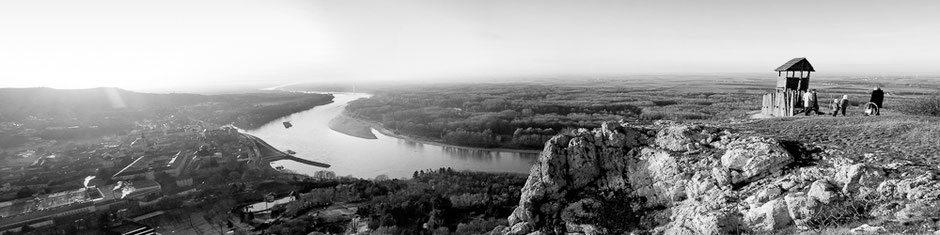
top-left (1, 0), bottom-right (939, 90)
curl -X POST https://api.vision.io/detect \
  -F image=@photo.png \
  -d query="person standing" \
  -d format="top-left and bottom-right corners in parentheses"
top-left (838, 95), bottom-right (850, 116)
top-left (870, 87), bottom-right (885, 109)
top-left (831, 98), bottom-right (841, 117)
top-left (803, 90), bottom-right (818, 116)
top-left (810, 89), bottom-right (821, 114)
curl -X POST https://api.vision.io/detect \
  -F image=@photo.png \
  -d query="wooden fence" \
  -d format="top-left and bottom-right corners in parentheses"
top-left (761, 90), bottom-right (802, 117)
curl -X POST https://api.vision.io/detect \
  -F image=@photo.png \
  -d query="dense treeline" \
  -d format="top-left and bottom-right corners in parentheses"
top-left (209, 93), bottom-right (334, 129)
top-left (346, 82), bottom-right (759, 149)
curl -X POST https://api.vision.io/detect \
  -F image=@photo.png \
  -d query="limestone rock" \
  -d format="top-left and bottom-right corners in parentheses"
top-left (745, 199), bottom-right (792, 231)
top-left (665, 199), bottom-right (744, 235)
top-left (719, 136), bottom-right (794, 185)
top-left (745, 186), bottom-right (783, 209)
top-left (626, 147), bottom-right (686, 207)
top-left (877, 179), bottom-right (901, 199)
top-left (499, 120), bottom-right (940, 235)
top-left (807, 180), bottom-right (841, 204)
top-left (507, 222), bottom-right (534, 235)
top-left (784, 192), bottom-right (819, 229)
top-left (654, 124), bottom-right (699, 152)
top-left (565, 137), bottom-right (601, 189)
top-left (849, 224), bottom-right (885, 234)
top-left (835, 163), bottom-right (886, 196)
top-left (895, 202), bottom-right (940, 223)
top-left (711, 167), bottom-right (731, 188)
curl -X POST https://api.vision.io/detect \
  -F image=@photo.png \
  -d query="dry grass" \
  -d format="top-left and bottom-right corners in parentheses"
top-left (898, 95), bottom-right (940, 116)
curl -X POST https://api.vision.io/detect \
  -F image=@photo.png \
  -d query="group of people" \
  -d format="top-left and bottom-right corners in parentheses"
top-left (801, 87), bottom-right (884, 116)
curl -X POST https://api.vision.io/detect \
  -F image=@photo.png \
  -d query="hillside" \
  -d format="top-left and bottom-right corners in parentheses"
top-left (0, 87), bottom-right (207, 120)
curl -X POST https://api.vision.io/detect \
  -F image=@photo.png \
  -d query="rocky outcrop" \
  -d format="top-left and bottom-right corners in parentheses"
top-left (500, 121), bottom-right (940, 234)
top-left (502, 121), bottom-right (795, 234)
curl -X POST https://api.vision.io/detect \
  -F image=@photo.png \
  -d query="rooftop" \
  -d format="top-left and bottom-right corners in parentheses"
top-left (774, 57), bottom-right (815, 72)
top-left (0, 187), bottom-right (103, 218)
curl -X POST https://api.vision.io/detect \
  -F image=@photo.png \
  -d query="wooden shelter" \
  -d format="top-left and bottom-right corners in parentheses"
top-left (774, 57), bottom-right (814, 91)
top-left (761, 57), bottom-right (816, 117)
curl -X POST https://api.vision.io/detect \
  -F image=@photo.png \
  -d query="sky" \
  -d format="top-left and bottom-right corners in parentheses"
top-left (1, 0), bottom-right (939, 90)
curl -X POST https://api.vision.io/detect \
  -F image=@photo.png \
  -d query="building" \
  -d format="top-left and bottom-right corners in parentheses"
top-left (0, 187), bottom-right (106, 233)
top-left (762, 57), bottom-right (816, 117)
top-left (773, 57), bottom-right (815, 92)
top-left (115, 179), bottom-right (162, 200)
top-left (112, 155), bottom-right (175, 181)
top-left (165, 151), bottom-right (193, 177)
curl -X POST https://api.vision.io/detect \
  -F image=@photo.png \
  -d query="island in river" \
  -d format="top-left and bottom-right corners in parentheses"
top-left (327, 113), bottom-right (377, 139)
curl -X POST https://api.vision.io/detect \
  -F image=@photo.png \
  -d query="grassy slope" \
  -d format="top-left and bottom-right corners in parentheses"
top-left (734, 112), bottom-right (940, 167)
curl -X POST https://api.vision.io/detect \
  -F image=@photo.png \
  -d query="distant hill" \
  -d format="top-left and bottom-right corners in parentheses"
top-left (0, 87), bottom-right (333, 129)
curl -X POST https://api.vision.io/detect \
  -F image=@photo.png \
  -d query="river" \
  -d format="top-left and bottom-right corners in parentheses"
top-left (243, 93), bottom-right (539, 179)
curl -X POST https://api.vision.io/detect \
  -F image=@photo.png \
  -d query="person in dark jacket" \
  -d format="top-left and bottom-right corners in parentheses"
top-left (870, 87), bottom-right (884, 109)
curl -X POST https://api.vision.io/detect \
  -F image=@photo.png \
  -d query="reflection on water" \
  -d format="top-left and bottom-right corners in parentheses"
top-left (245, 92), bottom-right (539, 179)
top-left (397, 139), bottom-right (425, 151)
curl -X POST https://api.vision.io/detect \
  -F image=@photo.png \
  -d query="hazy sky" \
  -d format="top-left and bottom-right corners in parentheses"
top-left (1, 0), bottom-right (939, 90)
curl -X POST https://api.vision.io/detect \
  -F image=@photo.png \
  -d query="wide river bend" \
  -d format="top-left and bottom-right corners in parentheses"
top-left (243, 93), bottom-right (539, 179)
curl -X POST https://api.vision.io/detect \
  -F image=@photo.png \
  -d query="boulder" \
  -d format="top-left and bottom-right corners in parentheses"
top-left (849, 224), bottom-right (886, 234)
top-left (784, 192), bottom-right (819, 229)
top-left (711, 167), bottom-right (731, 188)
top-left (807, 180), bottom-right (841, 204)
top-left (745, 186), bottom-right (783, 209)
top-left (877, 180), bottom-right (901, 199)
top-left (719, 136), bottom-right (794, 185)
top-left (745, 199), bottom-right (792, 231)
top-left (835, 163), bottom-right (886, 196)
top-left (507, 222), bottom-right (534, 235)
